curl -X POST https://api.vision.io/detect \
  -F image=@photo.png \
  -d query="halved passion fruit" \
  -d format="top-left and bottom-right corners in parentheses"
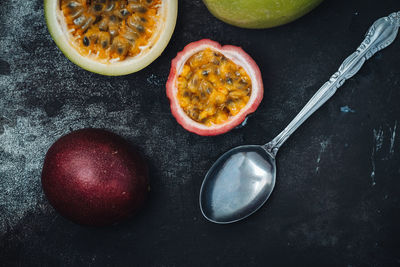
top-left (167, 39), bottom-right (263, 136)
top-left (45, 0), bottom-right (177, 75)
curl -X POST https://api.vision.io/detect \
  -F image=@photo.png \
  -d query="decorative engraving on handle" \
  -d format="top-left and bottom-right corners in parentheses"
top-left (388, 11), bottom-right (400, 26)
top-left (332, 11), bottom-right (400, 88)
top-left (264, 12), bottom-right (400, 157)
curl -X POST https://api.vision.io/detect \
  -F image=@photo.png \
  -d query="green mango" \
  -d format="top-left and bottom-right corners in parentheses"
top-left (202, 0), bottom-right (324, 29)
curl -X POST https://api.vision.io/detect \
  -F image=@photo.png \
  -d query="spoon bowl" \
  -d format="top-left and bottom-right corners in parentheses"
top-left (200, 145), bottom-right (276, 224)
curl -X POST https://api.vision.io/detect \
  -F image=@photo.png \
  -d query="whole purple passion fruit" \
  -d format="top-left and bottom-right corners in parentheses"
top-left (41, 128), bottom-right (149, 226)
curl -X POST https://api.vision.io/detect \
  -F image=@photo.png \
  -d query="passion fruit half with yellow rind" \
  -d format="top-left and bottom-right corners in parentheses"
top-left (167, 39), bottom-right (263, 136)
top-left (45, 0), bottom-right (177, 76)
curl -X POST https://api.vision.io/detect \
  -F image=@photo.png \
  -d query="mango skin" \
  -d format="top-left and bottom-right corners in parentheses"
top-left (202, 0), bottom-right (324, 29)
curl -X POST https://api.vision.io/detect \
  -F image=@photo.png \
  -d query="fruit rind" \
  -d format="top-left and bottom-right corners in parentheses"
top-left (45, 0), bottom-right (178, 76)
top-left (202, 0), bottom-right (323, 29)
top-left (167, 39), bottom-right (263, 136)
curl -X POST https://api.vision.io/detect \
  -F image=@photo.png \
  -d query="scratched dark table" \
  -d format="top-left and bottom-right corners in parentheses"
top-left (1, 0), bottom-right (400, 266)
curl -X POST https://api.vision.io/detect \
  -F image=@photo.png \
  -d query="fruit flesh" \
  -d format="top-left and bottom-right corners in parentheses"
top-left (176, 48), bottom-right (252, 126)
top-left (60, 0), bottom-right (161, 61)
top-left (202, 0), bottom-right (323, 29)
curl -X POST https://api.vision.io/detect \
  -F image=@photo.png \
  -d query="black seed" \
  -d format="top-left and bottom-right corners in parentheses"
top-left (202, 70), bottom-right (209, 76)
top-left (136, 24), bottom-right (144, 33)
top-left (120, 9), bottom-right (130, 17)
top-left (109, 15), bottom-right (117, 22)
top-left (239, 79), bottom-right (248, 85)
top-left (140, 17), bottom-right (147, 22)
top-left (189, 108), bottom-right (200, 119)
top-left (226, 78), bottom-right (233, 84)
top-left (93, 4), bottom-right (103, 11)
top-left (146, 0), bottom-right (152, 3)
top-left (183, 91), bottom-right (189, 97)
top-left (206, 88), bottom-right (212, 94)
top-left (138, 7), bottom-right (147, 13)
top-left (102, 40), bottom-right (108, 48)
top-left (93, 15), bottom-right (102, 24)
top-left (127, 18), bottom-right (143, 33)
top-left (83, 36), bottom-right (90, 46)
top-left (117, 47), bottom-right (124, 54)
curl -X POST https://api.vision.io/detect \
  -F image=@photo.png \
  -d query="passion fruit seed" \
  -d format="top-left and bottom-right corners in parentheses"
top-left (60, 0), bottom-right (161, 61)
top-left (177, 48), bottom-right (252, 126)
top-left (83, 36), bottom-right (90, 46)
top-left (93, 4), bottom-right (103, 12)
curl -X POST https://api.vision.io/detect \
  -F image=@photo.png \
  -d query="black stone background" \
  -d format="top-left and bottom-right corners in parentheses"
top-left (1, 0), bottom-right (400, 266)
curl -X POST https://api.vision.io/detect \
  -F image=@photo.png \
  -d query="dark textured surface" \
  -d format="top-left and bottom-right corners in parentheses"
top-left (1, 0), bottom-right (400, 266)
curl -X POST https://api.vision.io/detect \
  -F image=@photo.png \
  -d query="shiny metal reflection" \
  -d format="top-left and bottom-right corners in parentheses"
top-left (200, 146), bottom-right (276, 224)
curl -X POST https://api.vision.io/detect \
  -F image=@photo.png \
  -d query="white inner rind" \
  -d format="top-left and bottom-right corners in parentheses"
top-left (46, 0), bottom-right (177, 76)
top-left (172, 44), bottom-right (261, 130)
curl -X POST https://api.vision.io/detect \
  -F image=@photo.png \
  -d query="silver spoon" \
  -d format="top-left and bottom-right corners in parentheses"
top-left (200, 12), bottom-right (400, 224)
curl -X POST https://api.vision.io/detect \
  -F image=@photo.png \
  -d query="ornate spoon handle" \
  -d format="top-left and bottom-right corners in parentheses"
top-left (264, 11), bottom-right (400, 157)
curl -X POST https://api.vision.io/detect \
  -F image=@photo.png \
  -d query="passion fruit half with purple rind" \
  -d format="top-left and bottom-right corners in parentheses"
top-left (167, 39), bottom-right (263, 136)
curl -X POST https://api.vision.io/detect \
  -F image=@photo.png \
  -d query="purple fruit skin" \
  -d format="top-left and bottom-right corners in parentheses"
top-left (41, 129), bottom-right (149, 226)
